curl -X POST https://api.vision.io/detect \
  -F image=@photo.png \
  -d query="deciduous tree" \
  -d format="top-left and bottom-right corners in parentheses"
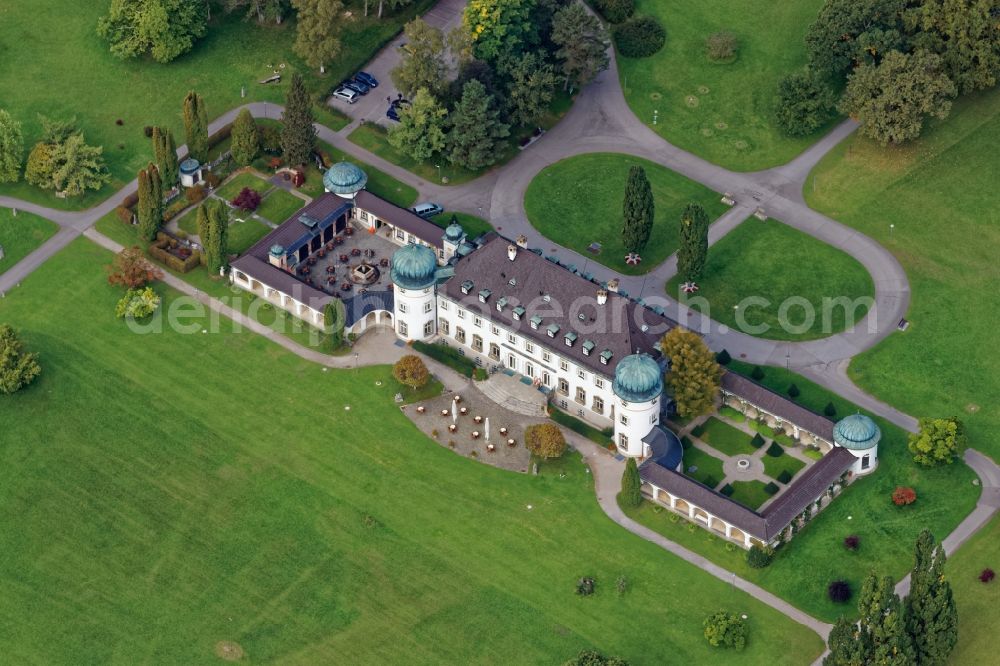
top-left (388, 88), bottom-right (447, 162)
top-left (552, 2), bottom-right (610, 91)
top-left (0, 325), bottom-right (42, 395)
top-left (391, 18), bottom-right (448, 98)
top-left (703, 610), bottom-right (747, 650)
top-left (659, 327), bottom-right (720, 418)
top-left (463, 0), bottom-right (538, 63)
top-left (839, 48), bottom-right (956, 145)
top-left (0, 110), bottom-right (23, 182)
top-left (908, 416), bottom-right (966, 466)
top-left (393, 354), bottom-right (430, 389)
top-left (525, 422), bottom-right (567, 459)
top-left (97, 0), bottom-right (209, 63)
top-left (621, 165), bottom-right (653, 254)
top-left (281, 73), bottom-right (317, 166)
top-left (775, 69), bottom-right (836, 137)
top-left (676, 203), bottom-right (709, 282)
top-left (447, 79), bottom-right (510, 170)
top-left (230, 108), bottom-right (259, 166)
top-left (291, 0), bottom-right (344, 72)
top-left (182, 90), bottom-right (209, 162)
top-left (805, 0), bottom-right (906, 80)
top-left (152, 126), bottom-right (179, 186)
top-left (904, 530), bottom-right (958, 665)
top-left (224, 0), bottom-right (289, 24)
top-left (905, 0), bottom-right (1000, 95)
top-left (107, 246), bottom-right (164, 288)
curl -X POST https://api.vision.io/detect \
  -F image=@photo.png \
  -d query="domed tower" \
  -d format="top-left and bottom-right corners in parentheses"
top-left (612, 353), bottom-right (664, 458)
top-left (442, 217), bottom-right (466, 262)
top-left (390, 243), bottom-right (438, 342)
top-left (833, 414), bottom-right (881, 475)
top-left (323, 162), bottom-right (368, 199)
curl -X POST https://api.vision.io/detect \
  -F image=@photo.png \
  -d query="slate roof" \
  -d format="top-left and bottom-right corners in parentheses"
top-left (442, 234), bottom-right (677, 377)
top-left (342, 291), bottom-right (394, 327)
top-left (353, 191), bottom-right (445, 249)
top-left (721, 371), bottom-right (836, 442)
top-left (229, 254), bottom-right (335, 311)
top-left (244, 194), bottom-right (352, 261)
top-left (640, 446), bottom-right (855, 541)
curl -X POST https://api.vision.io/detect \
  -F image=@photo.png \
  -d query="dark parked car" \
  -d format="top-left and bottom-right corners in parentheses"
top-left (341, 79), bottom-right (369, 95)
top-left (386, 105), bottom-right (400, 122)
top-left (355, 71), bottom-right (379, 88)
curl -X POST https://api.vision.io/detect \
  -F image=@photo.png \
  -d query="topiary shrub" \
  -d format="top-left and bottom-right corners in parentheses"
top-left (576, 576), bottom-right (596, 596)
top-left (750, 433), bottom-right (765, 448)
top-left (691, 424), bottom-right (705, 437)
top-left (763, 482), bottom-right (780, 495)
top-left (702, 475), bottom-right (718, 489)
top-left (777, 469), bottom-right (793, 484)
top-left (681, 436), bottom-right (692, 450)
top-left (980, 568), bottom-right (995, 583)
top-left (746, 544), bottom-right (772, 569)
top-left (705, 30), bottom-right (738, 62)
top-left (613, 16), bottom-right (666, 58)
top-left (844, 535), bottom-right (860, 551)
top-left (143, 125), bottom-right (154, 138)
top-left (715, 349), bottom-right (732, 365)
top-left (787, 383), bottom-right (800, 398)
top-left (828, 580), bottom-right (851, 603)
top-left (750, 365), bottom-right (765, 381)
top-left (720, 484), bottom-right (734, 496)
top-left (766, 442), bottom-right (783, 457)
top-left (824, 401), bottom-right (837, 417)
top-left (892, 486), bottom-right (917, 506)
top-left (594, 0), bottom-right (634, 23)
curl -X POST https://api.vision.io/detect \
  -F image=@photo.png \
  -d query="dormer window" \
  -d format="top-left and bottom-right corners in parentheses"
top-left (582, 340), bottom-right (595, 356)
top-left (600, 349), bottom-right (613, 365)
top-left (546, 324), bottom-right (560, 338)
top-left (478, 289), bottom-right (491, 303)
top-left (564, 332), bottom-right (578, 347)
top-left (496, 296), bottom-right (509, 312)
top-left (461, 280), bottom-right (474, 295)
top-left (529, 315), bottom-right (542, 330)
top-left (512, 306), bottom-right (526, 320)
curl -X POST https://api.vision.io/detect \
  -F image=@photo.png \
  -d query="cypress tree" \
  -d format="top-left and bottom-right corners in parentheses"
top-left (824, 616), bottom-right (872, 666)
top-left (136, 164), bottom-right (162, 241)
top-left (621, 165), bottom-right (654, 254)
top-left (324, 300), bottom-right (344, 351)
top-left (230, 109), bottom-right (260, 167)
top-left (182, 91), bottom-right (209, 162)
top-left (858, 571), bottom-right (915, 665)
top-left (905, 531), bottom-right (958, 665)
top-left (280, 73), bottom-right (316, 166)
top-left (152, 127), bottom-right (179, 186)
top-left (199, 199), bottom-right (229, 273)
top-left (677, 203), bottom-right (709, 282)
top-left (620, 457), bottom-right (642, 508)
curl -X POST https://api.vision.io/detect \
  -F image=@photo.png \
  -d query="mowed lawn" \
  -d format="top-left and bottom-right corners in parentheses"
top-left (0, 0), bottom-right (431, 210)
top-left (947, 514), bottom-right (1000, 665)
top-left (625, 361), bottom-right (979, 622)
top-left (256, 189), bottom-right (307, 225)
top-left (618, 0), bottom-right (830, 171)
top-left (0, 239), bottom-right (824, 664)
top-left (0, 210), bottom-right (58, 274)
top-left (666, 217), bottom-right (874, 340)
top-left (805, 87), bottom-right (1000, 461)
top-left (524, 153), bottom-right (726, 274)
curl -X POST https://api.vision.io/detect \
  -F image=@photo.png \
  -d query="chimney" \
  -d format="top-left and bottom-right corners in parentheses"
top-left (507, 244), bottom-right (517, 261)
top-left (607, 278), bottom-right (619, 293)
top-left (516, 234), bottom-right (528, 249)
top-left (596, 289), bottom-right (608, 305)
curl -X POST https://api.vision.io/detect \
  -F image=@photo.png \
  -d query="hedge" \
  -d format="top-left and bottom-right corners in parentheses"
top-left (550, 407), bottom-right (612, 446)
top-left (149, 232), bottom-right (201, 273)
top-left (765, 442), bottom-right (784, 457)
top-left (777, 469), bottom-right (793, 484)
top-left (764, 481), bottom-right (780, 495)
top-left (411, 340), bottom-right (487, 380)
top-left (613, 16), bottom-right (666, 58)
top-left (720, 483), bottom-right (734, 496)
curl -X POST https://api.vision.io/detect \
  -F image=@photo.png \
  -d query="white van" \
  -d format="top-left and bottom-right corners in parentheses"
top-left (411, 202), bottom-right (444, 218)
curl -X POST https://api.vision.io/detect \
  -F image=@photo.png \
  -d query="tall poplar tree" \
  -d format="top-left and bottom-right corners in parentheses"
top-left (621, 165), bottom-right (653, 254)
top-left (136, 163), bottom-right (163, 241)
top-left (198, 199), bottom-right (229, 273)
top-left (824, 616), bottom-right (872, 665)
top-left (905, 530), bottom-right (958, 665)
top-left (620, 458), bottom-right (642, 508)
top-left (182, 91), bottom-right (209, 162)
top-left (280, 73), bottom-right (316, 166)
top-left (230, 109), bottom-right (260, 166)
top-left (0, 110), bottom-right (24, 182)
top-left (858, 572), bottom-right (915, 665)
top-left (677, 203), bottom-right (709, 282)
top-left (152, 127), bottom-right (179, 186)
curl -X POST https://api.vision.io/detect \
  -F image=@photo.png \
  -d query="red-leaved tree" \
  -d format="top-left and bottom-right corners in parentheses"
top-left (231, 187), bottom-right (262, 212)
top-left (892, 486), bottom-right (917, 506)
top-left (107, 246), bottom-right (163, 289)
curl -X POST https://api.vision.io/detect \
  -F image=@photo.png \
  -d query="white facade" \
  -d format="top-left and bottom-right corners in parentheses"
top-left (844, 444), bottom-right (878, 476)
top-left (614, 394), bottom-right (660, 458)
top-left (394, 285), bottom-right (437, 342)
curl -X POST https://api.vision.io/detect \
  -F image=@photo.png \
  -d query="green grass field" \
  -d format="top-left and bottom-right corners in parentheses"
top-left (430, 212), bottom-right (494, 240)
top-left (618, 0), bottom-right (830, 171)
top-left (683, 446), bottom-right (725, 488)
top-left (697, 417), bottom-right (756, 456)
top-left (947, 514), bottom-right (1000, 664)
top-left (728, 480), bottom-right (771, 510)
top-left (175, 204), bottom-right (270, 255)
top-left (255, 189), bottom-right (307, 224)
top-left (524, 153), bottom-right (726, 274)
top-left (217, 172), bottom-right (273, 201)
top-left (0, 1), bottom-right (431, 210)
top-left (666, 217), bottom-right (874, 341)
top-left (628, 361), bottom-right (979, 622)
top-left (0, 210), bottom-right (58, 275)
top-left (0, 238), bottom-right (824, 664)
top-left (762, 450), bottom-right (807, 482)
top-left (805, 87), bottom-right (1000, 461)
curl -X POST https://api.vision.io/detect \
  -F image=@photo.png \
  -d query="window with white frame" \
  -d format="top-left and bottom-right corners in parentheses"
top-left (457, 309), bottom-right (465, 319)
top-left (399, 303), bottom-right (408, 313)
top-left (439, 319), bottom-right (450, 335)
top-left (559, 360), bottom-right (569, 371)
top-left (491, 325), bottom-right (500, 335)
top-left (508, 333), bottom-right (516, 344)
top-left (423, 320), bottom-right (434, 336)
top-left (440, 301), bottom-right (449, 311)
top-left (424, 301), bottom-right (433, 313)
top-left (595, 378), bottom-right (604, 389)
top-left (593, 397), bottom-right (604, 414)
top-left (525, 342), bottom-right (534, 354)
top-left (618, 433), bottom-right (628, 449)
top-left (620, 414), bottom-right (629, 426)
top-left (399, 321), bottom-right (408, 336)
top-left (474, 316), bottom-right (482, 328)
top-left (543, 351), bottom-right (551, 362)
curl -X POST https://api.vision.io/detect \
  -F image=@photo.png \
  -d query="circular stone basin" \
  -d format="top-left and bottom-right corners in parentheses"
top-left (736, 457), bottom-right (751, 472)
top-left (350, 262), bottom-right (380, 285)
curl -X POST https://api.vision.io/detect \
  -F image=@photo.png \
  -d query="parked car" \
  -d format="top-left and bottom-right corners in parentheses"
top-left (411, 202), bottom-right (444, 218)
top-left (332, 87), bottom-right (359, 104)
top-left (341, 79), bottom-right (369, 95)
top-left (355, 71), bottom-right (379, 88)
top-left (386, 105), bottom-right (400, 122)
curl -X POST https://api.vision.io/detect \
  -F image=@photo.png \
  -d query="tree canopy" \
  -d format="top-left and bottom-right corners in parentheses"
top-left (908, 416), bottom-right (966, 466)
top-left (0, 325), bottom-right (42, 395)
top-left (774, 69), bottom-right (836, 137)
top-left (447, 79), bottom-right (510, 170)
top-left (182, 91), bottom-right (209, 163)
top-left (676, 203), bottom-right (709, 282)
top-left (107, 246), bottom-right (163, 289)
top-left (291, 0), bottom-right (345, 72)
top-left (0, 110), bottom-right (23, 183)
top-left (463, 0), bottom-right (538, 63)
top-left (525, 422), bottom-right (567, 459)
top-left (230, 109), bottom-right (260, 167)
top-left (621, 165), bottom-right (653, 254)
top-left (388, 88), bottom-right (448, 162)
top-left (551, 2), bottom-right (610, 92)
top-left (659, 327), bottom-right (720, 419)
top-left (97, 0), bottom-right (209, 63)
top-left (904, 530), bottom-right (958, 665)
top-left (392, 19), bottom-right (448, 98)
top-left (393, 355), bottom-right (430, 389)
top-left (152, 126), bottom-right (179, 186)
top-left (280, 73), bottom-right (317, 165)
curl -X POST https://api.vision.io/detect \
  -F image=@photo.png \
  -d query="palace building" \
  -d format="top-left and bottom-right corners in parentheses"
top-left (229, 163), bottom-right (881, 549)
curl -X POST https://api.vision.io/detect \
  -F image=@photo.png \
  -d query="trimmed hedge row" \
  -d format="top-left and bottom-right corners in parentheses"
top-left (411, 340), bottom-right (488, 380)
top-left (149, 232), bottom-right (201, 273)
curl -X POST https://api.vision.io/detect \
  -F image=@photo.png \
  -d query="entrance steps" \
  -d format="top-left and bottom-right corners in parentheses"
top-left (476, 374), bottom-right (548, 417)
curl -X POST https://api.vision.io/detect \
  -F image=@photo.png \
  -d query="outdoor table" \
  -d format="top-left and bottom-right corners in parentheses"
top-left (507, 438), bottom-right (516, 446)
top-left (474, 416), bottom-right (483, 424)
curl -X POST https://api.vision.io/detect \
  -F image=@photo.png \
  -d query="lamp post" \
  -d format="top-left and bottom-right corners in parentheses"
top-left (890, 223), bottom-right (895, 239)
top-left (435, 164), bottom-right (441, 182)
top-left (653, 109), bottom-right (659, 125)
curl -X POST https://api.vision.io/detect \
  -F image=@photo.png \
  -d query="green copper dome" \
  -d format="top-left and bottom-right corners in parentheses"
top-left (390, 243), bottom-right (437, 289)
top-left (612, 353), bottom-right (663, 403)
top-left (834, 414), bottom-right (881, 450)
top-left (323, 162), bottom-right (367, 195)
top-left (444, 218), bottom-right (464, 242)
